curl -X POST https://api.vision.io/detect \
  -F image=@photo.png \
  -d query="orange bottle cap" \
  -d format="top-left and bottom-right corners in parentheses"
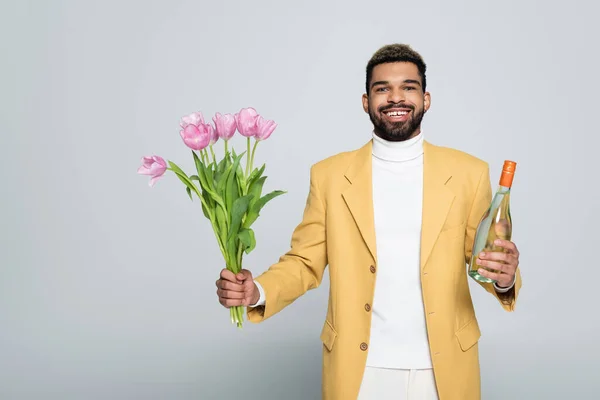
top-left (500, 160), bottom-right (517, 187)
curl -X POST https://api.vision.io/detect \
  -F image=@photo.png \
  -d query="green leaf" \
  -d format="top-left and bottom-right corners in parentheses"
top-left (201, 199), bottom-right (210, 219)
top-left (243, 190), bottom-right (286, 228)
top-left (226, 194), bottom-right (253, 269)
top-left (238, 228), bottom-right (256, 254)
top-left (192, 151), bottom-right (210, 190)
top-left (217, 156), bottom-right (228, 173)
top-left (215, 156), bottom-right (228, 183)
top-left (201, 189), bottom-right (213, 219)
top-left (206, 162), bottom-right (217, 190)
top-left (247, 163), bottom-right (266, 187)
top-left (169, 161), bottom-right (200, 199)
top-left (236, 161), bottom-right (246, 194)
top-left (192, 151), bottom-right (225, 209)
top-left (219, 165), bottom-right (233, 211)
top-left (186, 187), bottom-right (193, 201)
top-left (247, 176), bottom-right (267, 210)
top-left (215, 205), bottom-right (227, 243)
top-left (226, 152), bottom-right (246, 212)
top-left (228, 194), bottom-right (253, 242)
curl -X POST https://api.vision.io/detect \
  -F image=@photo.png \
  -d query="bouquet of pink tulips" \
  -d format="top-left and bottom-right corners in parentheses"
top-left (138, 107), bottom-right (285, 328)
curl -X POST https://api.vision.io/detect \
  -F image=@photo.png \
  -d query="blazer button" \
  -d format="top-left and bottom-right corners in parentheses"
top-left (360, 342), bottom-right (368, 351)
top-left (369, 265), bottom-right (376, 273)
top-left (364, 303), bottom-right (371, 312)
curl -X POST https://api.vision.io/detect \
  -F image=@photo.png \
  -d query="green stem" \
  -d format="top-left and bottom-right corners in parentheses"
top-left (224, 140), bottom-right (229, 158)
top-left (245, 137), bottom-right (251, 178)
top-left (249, 139), bottom-right (259, 178)
top-left (237, 243), bottom-right (243, 271)
top-left (210, 145), bottom-right (216, 165)
top-left (236, 306), bottom-right (243, 328)
top-left (193, 191), bottom-right (227, 261)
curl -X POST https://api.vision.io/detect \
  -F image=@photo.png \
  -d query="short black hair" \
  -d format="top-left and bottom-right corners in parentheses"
top-left (365, 44), bottom-right (427, 94)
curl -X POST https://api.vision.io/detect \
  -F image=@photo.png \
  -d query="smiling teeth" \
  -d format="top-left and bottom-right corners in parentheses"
top-left (387, 111), bottom-right (408, 116)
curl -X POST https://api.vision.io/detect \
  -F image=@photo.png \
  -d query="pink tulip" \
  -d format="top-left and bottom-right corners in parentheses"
top-left (255, 116), bottom-right (277, 141)
top-left (180, 112), bottom-right (204, 129)
top-left (212, 112), bottom-right (237, 141)
top-left (208, 123), bottom-right (219, 146)
top-left (234, 107), bottom-right (260, 137)
top-left (137, 155), bottom-right (167, 187)
top-left (180, 124), bottom-right (211, 150)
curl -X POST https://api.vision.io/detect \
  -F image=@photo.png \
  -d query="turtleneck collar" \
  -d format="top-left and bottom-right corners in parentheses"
top-left (372, 130), bottom-right (424, 162)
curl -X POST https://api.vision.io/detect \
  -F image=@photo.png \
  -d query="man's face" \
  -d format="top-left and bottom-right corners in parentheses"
top-left (362, 62), bottom-right (431, 142)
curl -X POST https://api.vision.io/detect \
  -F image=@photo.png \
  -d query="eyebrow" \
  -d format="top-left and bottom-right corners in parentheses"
top-left (371, 79), bottom-right (422, 88)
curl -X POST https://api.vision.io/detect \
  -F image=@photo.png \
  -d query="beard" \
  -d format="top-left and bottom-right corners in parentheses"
top-left (368, 102), bottom-right (425, 142)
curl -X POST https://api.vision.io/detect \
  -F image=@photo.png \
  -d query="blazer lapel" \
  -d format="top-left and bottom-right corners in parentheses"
top-left (342, 140), bottom-right (377, 263)
top-left (420, 141), bottom-right (455, 270)
top-left (340, 139), bottom-right (454, 269)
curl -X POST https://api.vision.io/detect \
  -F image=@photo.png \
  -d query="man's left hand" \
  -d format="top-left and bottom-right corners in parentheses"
top-left (476, 239), bottom-right (520, 288)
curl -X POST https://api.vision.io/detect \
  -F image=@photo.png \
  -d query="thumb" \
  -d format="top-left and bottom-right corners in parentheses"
top-left (236, 269), bottom-right (253, 282)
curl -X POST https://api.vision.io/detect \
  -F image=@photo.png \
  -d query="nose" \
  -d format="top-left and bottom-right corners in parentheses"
top-left (387, 87), bottom-right (405, 104)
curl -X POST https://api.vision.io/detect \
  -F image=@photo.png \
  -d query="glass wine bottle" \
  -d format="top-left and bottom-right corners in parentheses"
top-left (468, 160), bottom-right (517, 283)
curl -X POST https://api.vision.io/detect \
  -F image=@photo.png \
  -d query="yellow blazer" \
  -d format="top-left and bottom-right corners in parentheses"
top-left (248, 139), bottom-right (522, 399)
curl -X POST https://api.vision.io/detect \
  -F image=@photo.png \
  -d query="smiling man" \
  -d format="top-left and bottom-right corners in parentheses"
top-left (216, 44), bottom-right (522, 400)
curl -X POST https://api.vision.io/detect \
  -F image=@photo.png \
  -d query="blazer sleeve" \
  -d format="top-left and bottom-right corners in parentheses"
top-left (464, 162), bottom-right (522, 312)
top-left (247, 164), bottom-right (328, 322)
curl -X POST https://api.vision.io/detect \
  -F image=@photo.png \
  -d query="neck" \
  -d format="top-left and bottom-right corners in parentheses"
top-left (372, 130), bottom-right (424, 162)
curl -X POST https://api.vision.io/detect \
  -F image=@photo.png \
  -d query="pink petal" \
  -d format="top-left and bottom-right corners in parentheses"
top-left (235, 107), bottom-right (259, 137)
top-left (148, 162), bottom-right (166, 176)
top-left (149, 174), bottom-right (163, 187)
top-left (141, 156), bottom-right (154, 169)
top-left (256, 116), bottom-right (277, 140)
top-left (181, 124), bottom-right (210, 150)
top-left (208, 123), bottom-right (218, 145)
top-left (152, 155), bottom-right (167, 167)
top-left (180, 111), bottom-right (205, 128)
top-left (183, 124), bottom-right (200, 138)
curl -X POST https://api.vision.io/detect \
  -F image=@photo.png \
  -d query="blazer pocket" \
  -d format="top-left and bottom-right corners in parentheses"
top-left (455, 318), bottom-right (481, 351)
top-left (320, 320), bottom-right (337, 352)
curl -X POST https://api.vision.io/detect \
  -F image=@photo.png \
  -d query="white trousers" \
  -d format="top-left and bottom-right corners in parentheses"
top-left (357, 366), bottom-right (439, 400)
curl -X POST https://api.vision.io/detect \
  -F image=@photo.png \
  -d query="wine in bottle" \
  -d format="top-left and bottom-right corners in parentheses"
top-left (468, 160), bottom-right (517, 283)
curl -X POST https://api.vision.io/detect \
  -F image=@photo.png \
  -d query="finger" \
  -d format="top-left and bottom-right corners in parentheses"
top-left (477, 255), bottom-right (518, 272)
top-left (476, 259), bottom-right (508, 273)
top-left (479, 251), bottom-right (513, 263)
top-left (477, 268), bottom-right (503, 282)
top-left (220, 269), bottom-right (240, 283)
top-left (216, 280), bottom-right (245, 292)
top-left (493, 239), bottom-right (518, 255)
top-left (236, 269), bottom-right (253, 282)
top-left (217, 289), bottom-right (245, 300)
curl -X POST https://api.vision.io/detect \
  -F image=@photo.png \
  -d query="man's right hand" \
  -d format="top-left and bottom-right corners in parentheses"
top-left (216, 268), bottom-right (260, 308)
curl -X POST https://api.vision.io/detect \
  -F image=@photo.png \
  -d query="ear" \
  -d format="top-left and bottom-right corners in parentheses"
top-left (424, 91), bottom-right (431, 112)
top-left (362, 93), bottom-right (369, 113)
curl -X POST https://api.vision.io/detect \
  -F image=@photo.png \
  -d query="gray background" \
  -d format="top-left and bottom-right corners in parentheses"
top-left (1, 0), bottom-right (598, 399)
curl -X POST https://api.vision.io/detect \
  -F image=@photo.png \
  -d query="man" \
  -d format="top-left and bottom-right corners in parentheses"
top-left (215, 44), bottom-right (522, 399)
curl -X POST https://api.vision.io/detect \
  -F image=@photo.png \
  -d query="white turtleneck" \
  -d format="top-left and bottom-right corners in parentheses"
top-left (365, 130), bottom-right (432, 369)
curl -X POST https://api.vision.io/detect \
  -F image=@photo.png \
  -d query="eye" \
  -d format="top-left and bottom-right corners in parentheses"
top-left (405, 86), bottom-right (416, 91)
top-left (375, 87), bottom-right (388, 92)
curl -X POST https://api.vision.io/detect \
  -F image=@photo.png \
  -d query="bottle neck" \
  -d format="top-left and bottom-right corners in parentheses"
top-left (498, 185), bottom-right (511, 194)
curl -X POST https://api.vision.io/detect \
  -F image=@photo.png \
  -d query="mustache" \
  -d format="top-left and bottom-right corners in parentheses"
top-left (378, 103), bottom-right (415, 112)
